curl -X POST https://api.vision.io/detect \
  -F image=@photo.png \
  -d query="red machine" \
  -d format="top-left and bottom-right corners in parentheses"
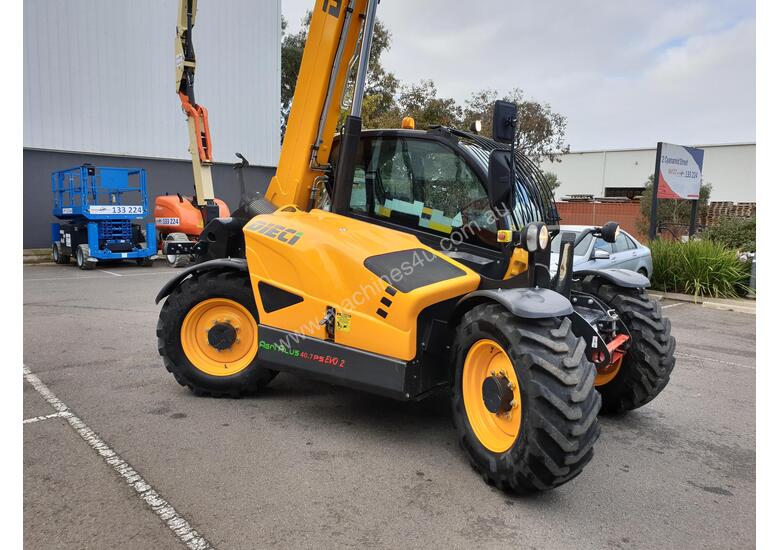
top-left (155, 194), bottom-right (229, 266)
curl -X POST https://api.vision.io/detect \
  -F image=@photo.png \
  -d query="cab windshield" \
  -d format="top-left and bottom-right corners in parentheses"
top-left (458, 140), bottom-right (555, 230)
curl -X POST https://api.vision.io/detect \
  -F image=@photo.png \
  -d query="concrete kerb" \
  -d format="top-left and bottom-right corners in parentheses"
top-left (649, 290), bottom-right (756, 315)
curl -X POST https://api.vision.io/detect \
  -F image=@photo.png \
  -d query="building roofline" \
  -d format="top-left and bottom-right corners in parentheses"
top-left (559, 142), bottom-right (756, 155)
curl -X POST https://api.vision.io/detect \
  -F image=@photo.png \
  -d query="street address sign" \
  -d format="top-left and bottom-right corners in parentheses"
top-left (655, 142), bottom-right (704, 200)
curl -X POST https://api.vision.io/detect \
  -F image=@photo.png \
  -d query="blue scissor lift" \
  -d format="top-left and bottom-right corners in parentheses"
top-left (51, 164), bottom-right (157, 269)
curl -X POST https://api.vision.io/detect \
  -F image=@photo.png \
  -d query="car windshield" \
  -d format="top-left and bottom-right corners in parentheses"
top-left (550, 231), bottom-right (593, 257)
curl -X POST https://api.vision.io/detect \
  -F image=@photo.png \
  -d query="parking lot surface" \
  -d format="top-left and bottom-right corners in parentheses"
top-left (23, 263), bottom-right (756, 549)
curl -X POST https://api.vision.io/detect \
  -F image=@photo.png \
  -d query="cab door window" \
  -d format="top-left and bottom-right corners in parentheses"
top-left (353, 137), bottom-right (497, 248)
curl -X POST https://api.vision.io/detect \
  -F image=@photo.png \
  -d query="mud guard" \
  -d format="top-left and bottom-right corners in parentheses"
top-left (576, 268), bottom-right (650, 289)
top-left (155, 258), bottom-right (248, 304)
top-left (454, 287), bottom-right (574, 320)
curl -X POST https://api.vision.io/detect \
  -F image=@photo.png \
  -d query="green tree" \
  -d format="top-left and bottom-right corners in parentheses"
top-left (542, 172), bottom-right (562, 196)
top-left (394, 80), bottom-right (462, 128)
top-left (702, 217), bottom-right (755, 252)
top-left (281, 13), bottom-right (397, 136)
top-left (638, 174), bottom-right (711, 238)
top-left (460, 88), bottom-right (569, 163)
top-left (280, 15), bottom-right (307, 135)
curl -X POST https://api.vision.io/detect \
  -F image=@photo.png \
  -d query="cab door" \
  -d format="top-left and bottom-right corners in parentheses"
top-left (345, 135), bottom-right (507, 278)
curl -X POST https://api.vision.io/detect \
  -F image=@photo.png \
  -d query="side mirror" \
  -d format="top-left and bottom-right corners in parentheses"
top-left (492, 100), bottom-right (518, 144)
top-left (487, 149), bottom-right (514, 210)
top-left (592, 248), bottom-right (610, 260)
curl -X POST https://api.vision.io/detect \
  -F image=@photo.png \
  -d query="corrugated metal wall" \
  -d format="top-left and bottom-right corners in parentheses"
top-left (23, 0), bottom-right (280, 167)
top-left (539, 144), bottom-right (756, 202)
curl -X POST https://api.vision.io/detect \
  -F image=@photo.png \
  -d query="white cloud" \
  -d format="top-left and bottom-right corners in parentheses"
top-left (282, 0), bottom-right (755, 149)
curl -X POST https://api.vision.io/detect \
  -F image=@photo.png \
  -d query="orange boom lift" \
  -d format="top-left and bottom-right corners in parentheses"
top-left (154, 0), bottom-right (229, 267)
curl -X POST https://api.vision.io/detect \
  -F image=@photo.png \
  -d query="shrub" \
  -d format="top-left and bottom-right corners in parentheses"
top-left (702, 217), bottom-right (756, 253)
top-left (648, 239), bottom-right (751, 298)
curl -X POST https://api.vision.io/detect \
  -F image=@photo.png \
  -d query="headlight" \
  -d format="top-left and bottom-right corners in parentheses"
top-left (539, 224), bottom-right (549, 250)
top-left (521, 222), bottom-right (549, 252)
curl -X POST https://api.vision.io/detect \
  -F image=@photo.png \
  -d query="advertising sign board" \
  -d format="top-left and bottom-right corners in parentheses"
top-left (656, 143), bottom-right (704, 200)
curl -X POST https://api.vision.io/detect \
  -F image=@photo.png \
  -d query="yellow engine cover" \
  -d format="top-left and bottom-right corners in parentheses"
top-left (243, 209), bottom-right (480, 361)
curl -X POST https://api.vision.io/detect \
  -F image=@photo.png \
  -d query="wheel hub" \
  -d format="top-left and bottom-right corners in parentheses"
top-left (207, 322), bottom-right (237, 350)
top-left (462, 339), bottom-right (522, 453)
top-left (180, 298), bottom-right (257, 377)
top-left (482, 375), bottom-right (514, 414)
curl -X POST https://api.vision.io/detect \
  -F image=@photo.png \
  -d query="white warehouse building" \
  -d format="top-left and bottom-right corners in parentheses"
top-left (539, 143), bottom-right (756, 203)
top-left (23, 0), bottom-right (281, 248)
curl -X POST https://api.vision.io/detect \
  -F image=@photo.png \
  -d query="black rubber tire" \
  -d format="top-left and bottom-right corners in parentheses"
top-left (451, 304), bottom-right (601, 493)
top-left (157, 270), bottom-right (277, 397)
top-left (136, 257), bottom-right (154, 267)
top-left (76, 245), bottom-right (95, 270)
top-left (52, 244), bottom-right (70, 265)
top-left (638, 267), bottom-right (648, 278)
top-left (574, 276), bottom-right (676, 413)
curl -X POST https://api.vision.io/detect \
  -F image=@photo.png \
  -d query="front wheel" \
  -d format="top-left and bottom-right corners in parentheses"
top-left (76, 245), bottom-right (95, 270)
top-left (156, 270), bottom-right (277, 397)
top-left (451, 304), bottom-right (601, 493)
top-left (574, 276), bottom-right (676, 413)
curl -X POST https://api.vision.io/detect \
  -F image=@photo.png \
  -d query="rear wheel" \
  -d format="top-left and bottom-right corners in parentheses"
top-left (451, 304), bottom-right (601, 493)
top-left (575, 276), bottom-right (675, 413)
top-left (157, 270), bottom-right (277, 397)
top-left (136, 257), bottom-right (154, 267)
top-left (52, 244), bottom-right (70, 264)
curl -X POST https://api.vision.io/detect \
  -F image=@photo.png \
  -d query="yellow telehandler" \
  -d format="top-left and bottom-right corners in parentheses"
top-left (156, 0), bottom-right (675, 492)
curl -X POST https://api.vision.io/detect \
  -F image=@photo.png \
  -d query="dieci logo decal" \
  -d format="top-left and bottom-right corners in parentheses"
top-left (246, 221), bottom-right (303, 245)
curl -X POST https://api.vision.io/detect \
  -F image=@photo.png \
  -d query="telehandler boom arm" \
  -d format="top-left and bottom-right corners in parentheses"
top-left (265, 0), bottom-right (377, 211)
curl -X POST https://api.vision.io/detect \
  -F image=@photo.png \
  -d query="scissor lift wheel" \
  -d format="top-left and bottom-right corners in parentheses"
top-left (75, 245), bottom-right (95, 270)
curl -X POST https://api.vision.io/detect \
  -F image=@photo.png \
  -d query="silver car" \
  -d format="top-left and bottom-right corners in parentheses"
top-left (549, 225), bottom-right (653, 279)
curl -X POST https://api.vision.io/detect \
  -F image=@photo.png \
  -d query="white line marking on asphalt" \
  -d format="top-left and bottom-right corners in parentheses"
top-left (22, 366), bottom-right (214, 550)
top-left (676, 352), bottom-right (754, 370)
top-left (99, 269), bottom-right (122, 277)
top-left (23, 411), bottom-right (68, 424)
top-left (26, 271), bottom-right (171, 282)
top-left (661, 302), bottom-right (686, 309)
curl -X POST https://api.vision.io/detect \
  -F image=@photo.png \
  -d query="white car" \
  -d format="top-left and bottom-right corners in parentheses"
top-left (549, 225), bottom-right (653, 279)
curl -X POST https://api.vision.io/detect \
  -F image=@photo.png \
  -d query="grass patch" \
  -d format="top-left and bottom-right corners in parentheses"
top-left (649, 239), bottom-right (751, 298)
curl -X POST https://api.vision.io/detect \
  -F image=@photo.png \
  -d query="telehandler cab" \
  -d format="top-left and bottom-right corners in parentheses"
top-left (156, 0), bottom-right (676, 492)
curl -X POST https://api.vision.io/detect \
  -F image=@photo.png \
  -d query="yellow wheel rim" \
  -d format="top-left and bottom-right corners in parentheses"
top-left (595, 356), bottom-right (623, 386)
top-left (462, 339), bottom-right (521, 453)
top-left (180, 298), bottom-right (258, 377)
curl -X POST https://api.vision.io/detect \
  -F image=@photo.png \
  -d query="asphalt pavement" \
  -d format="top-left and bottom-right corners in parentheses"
top-left (23, 262), bottom-right (756, 549)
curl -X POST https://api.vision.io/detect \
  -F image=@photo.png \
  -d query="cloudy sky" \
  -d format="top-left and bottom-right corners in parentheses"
top-left (282, 1), bottom-right (755, 151)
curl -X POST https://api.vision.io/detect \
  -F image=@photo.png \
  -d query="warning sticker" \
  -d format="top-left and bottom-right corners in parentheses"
top-left (336, 312), bottom-right (352, 333)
